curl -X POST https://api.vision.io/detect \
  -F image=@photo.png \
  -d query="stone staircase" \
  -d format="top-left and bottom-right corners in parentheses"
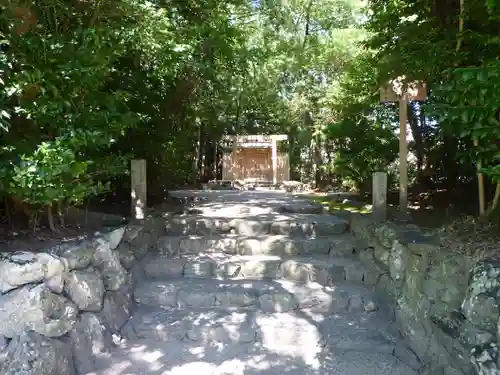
top-left (93, 191), bottom-right (419, 375)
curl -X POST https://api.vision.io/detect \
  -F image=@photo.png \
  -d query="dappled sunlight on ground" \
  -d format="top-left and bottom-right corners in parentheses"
top-left (168, 190), bottom-right (325, 218)
top-left (92, 326), bottom-right (328, 375)
top-left (256, 312), bottom-right (323, 368)
top-left (92, 278), bottom-right (409, 375)
top-left (92, 321), bottom-right (413, 375)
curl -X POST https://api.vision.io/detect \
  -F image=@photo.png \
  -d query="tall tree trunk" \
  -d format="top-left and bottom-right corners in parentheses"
top-left (214, 139), bottom-right (220, 180)
top-left (325, 141), bottom-right (334, 185)
top-left (407, 102), bottom-right (425, 184)
top-left (442, 134), bottom-right (459, 189)
top-left (197, 131), bottom-right (207, 180)
top-left (314, 135), bottom-right (323, 188)
top-left (455, 0), bottom-right (485, 215)
top-left (302, 0), bottom-right (314, 49)
top-left (192, 123), bottom-right (202, 185)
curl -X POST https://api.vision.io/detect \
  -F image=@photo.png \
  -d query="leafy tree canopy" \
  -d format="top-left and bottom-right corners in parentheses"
top-left (1, 0), bottom-right (499, 230)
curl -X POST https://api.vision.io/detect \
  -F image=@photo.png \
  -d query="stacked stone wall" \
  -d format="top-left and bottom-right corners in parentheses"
top-left (0, 216), bottom-right (164, 375)
top-left (351, 215), bottom-right (500, 375)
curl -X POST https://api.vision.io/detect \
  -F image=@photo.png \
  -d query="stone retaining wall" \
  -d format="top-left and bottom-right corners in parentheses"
top-left (0, 216), bottom-right (164, 375)
top-left (351, 214), bottom-right (500, 375)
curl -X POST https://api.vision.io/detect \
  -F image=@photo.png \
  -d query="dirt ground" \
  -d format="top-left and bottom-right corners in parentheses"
top-left (0, 191), bottom-right (186, 253)
top-left (310, 185), bottom-right (480, 227)
top-left (309, 184), bottom-right (500, 260)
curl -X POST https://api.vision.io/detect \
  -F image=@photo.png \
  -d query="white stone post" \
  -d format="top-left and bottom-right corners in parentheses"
top-left (231, 136), bottom-right (238, 181)
top-left (131, 159), bottom-right (147, 220)
top-left (372, 172), bottom-right (387, 222)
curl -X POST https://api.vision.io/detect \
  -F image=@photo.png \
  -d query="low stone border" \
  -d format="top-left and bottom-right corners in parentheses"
top-left (0, 215), bottom-right (164, 375)
top-left (350, 214), bottom-right (500, 375)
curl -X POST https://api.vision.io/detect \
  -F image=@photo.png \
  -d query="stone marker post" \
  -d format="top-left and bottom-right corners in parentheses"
top-left (131, 159), bottom-right (147, 220)
top-left (372, 172), bottom-right (387, 222)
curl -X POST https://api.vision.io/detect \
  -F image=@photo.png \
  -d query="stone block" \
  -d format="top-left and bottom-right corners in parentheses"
top-left (166, 214), bottom-right (348, 237)
top-left (462, 260), bottom-right (500, 334)
top-left (92, 238), bottom-right (128, 291)
top-left (389, 241), bottom-right (409, 286)
top-left (463, 293), bottom-right (499, 333)
top-left (100, 278), bottom-right (134, 333)
top-left (215, 290), bottom-right (255, 308)
top-left (372, 171), bottom-right (387, 222)
top-left (135, 281), bottom-right (178, 307)
top-left (123, 224), bottom-right (142, 243)
top-left (116, 241), bottom-right (136, 269)
top-left (375, 273), bottom-right (398, 303)
top-left (155, 236), bottom-right (181, 256)
top-left (372, 222), bottom-right (399, 248)
top-left (185, 312), bottom-right (257, 344)
top-left (128, 309), bottom-right (257, 344)
top-left (0, 331), bottom-right (74, 375)
top-left (276, 201), bottom-right (325, 214)
top-left (106, 227), bottom-right (125, 250)
top-left (57, 241), bottom-right (95, 270)
top-left (471, 343), bottom-right (500, 375)
top-left (213, 261), bottom-right (243, 278)
top-left (279, 259), bottom-right (317, 283)
top-left (374, 244), bottom-right (391, 268)
top-left (142, 255), bottom-right (185, 278)
top-left (311, 264), bottom-right (346, 285)
top-left (238, 237), bottom-right (267, 255)
top-left (64, 269), bottom-right (105, 312)
top-left (395, 302), bottom-right (431, 362)
top-left (344, 262), bottom-right (368, 282)
top-left (0, 284), bottom-right (78, 338)
top-left (180, 236), bottom-right (238, 255)
top-left (69, 313), bottom-right (113, 375)
top-left (259, 292), bottom-right (299, 313)
top-left (183, 259), bottom-right (215, 278)
top-left (423, 253), bottom-right (467, 321)
top-left (237, 259), bottom-right (281, 279)
top-left (0, 252), bottom-right (66, 293)
top-left (178, 289), bottom-right (216, 309)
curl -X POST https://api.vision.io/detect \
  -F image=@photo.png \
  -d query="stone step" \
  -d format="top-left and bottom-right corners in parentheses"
top-left (154, 233), bottom-right (355, 257)
top-left (123, 306), bottom-right (387, 349)
top-left (139, 253), bottom-right (374, 286)
top-left (133, 278), bottom-right (377, 313)
top-left (93, 335), bottom-right (416, 375)
top-left (123, 307), bottom-right (258, 345)
top-left (319, 313), bottom-right (401, 355)
top-left (93, 336), bottom-right (416, 375)
top-left (164, 213), bottom-right (349, 237)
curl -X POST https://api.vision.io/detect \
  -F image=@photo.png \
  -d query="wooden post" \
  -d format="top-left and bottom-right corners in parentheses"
top-left (372, 172), bottom-right (388, 222)
top-left (271, 136), bottom-right (278, 185)
top-left (380, 78), bottom-right (427, 215)
top-left (399, 95), bottom-right (408, 213)
top-left (131, 159), bottom-right (147, 220)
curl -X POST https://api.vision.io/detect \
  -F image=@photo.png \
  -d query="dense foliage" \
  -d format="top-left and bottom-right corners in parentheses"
top-left (1, 0), bottom-right (499, 230)
top-left (365, 0), bottom-right (500, 214)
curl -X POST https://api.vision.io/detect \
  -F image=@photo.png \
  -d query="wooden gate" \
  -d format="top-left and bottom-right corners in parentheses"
top-left (236, 148), bottom-right (272, 180)
top-left (221, 134), bottom-right (289, 182)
